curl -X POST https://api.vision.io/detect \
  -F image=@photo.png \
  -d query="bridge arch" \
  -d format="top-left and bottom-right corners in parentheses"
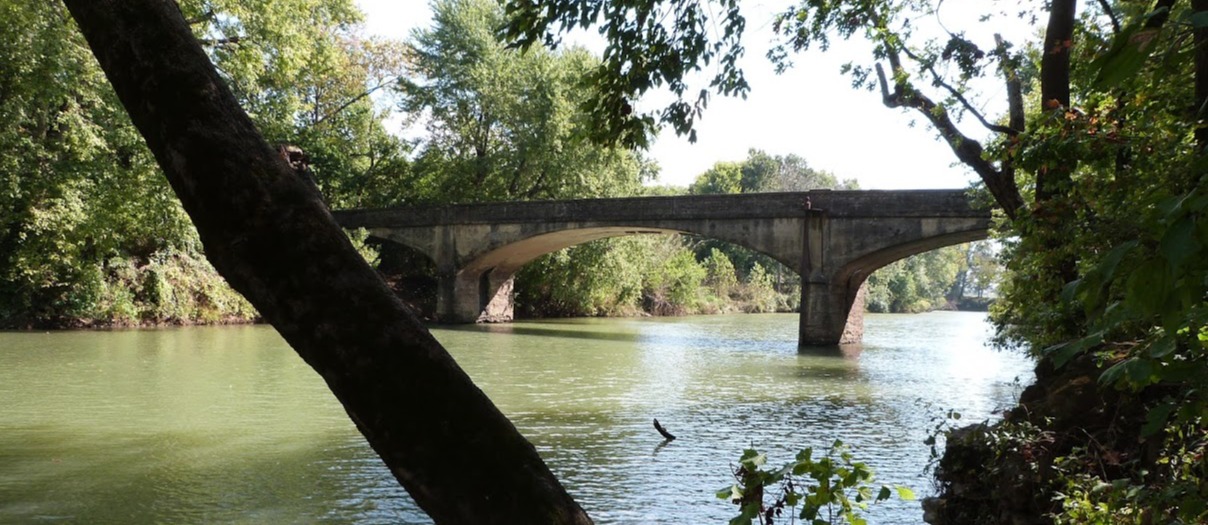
top-left (807, 227), bottom-right (990, 345)
top-left (836, 229), bottom-right (990, 291)
top-left (444, 224), bottom-right (803, 323)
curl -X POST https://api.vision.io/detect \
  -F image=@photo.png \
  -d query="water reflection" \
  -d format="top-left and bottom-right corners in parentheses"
top-left (446, 322), bottom-right (646, 344)
top-left (0, 312), bottom-right (1032, 524)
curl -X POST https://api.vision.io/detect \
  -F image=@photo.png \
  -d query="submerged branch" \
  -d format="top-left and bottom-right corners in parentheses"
top-left (654, 418), bottom-right (677, 441)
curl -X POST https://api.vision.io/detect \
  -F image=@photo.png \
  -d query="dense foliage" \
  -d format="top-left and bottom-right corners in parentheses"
top-left (718, 441), bottom-right (913, 525)
top-left (0, 1), bottom-right (240, 326)
top-left (400, 0), bottom-right (647, 203)
top-left (0, 0), bottom-right (409, 327)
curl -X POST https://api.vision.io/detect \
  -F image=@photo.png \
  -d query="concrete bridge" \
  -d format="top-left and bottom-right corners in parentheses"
top-left (332, 189), bottom-right (990, 346)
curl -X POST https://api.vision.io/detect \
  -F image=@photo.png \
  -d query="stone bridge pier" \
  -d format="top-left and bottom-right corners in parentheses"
top-left (332, 190), bottom-right (991, 346)
top-left (443, 263), bottom-right (514, 323)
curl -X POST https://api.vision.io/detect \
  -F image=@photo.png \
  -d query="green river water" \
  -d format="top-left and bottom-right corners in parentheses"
top-left (0, 312), bottom-right (1033, 524)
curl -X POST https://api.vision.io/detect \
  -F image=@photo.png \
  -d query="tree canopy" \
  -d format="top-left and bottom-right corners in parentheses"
top-left (401, 0), bottom-right (648, 203)
top-left (0, 0), bottom-right (417, 328)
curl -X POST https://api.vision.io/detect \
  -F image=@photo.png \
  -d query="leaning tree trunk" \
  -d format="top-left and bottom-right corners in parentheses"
top-left (59, 1), bottom-right (591, 523)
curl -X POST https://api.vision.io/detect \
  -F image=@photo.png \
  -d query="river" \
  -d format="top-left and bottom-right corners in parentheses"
top-left (0, 311), bottom-right (1032, 524)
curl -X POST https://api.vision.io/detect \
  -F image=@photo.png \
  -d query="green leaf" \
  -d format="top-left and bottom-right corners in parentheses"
top-left (795, 447), bottom-right (813, 463)
top-left (1098, 240), bottom-right (1138, 279)
top-left (1160, 216), bottom-right (1199, 271)
top-left (740, 453), bottom-right (767, 468)
top-left (800, 504), bottom-right (819, 520)
top-left (1100, 357), bottom-right (1157, 388)
top-left (717, 484), bottom-right (741, 500)
top-left (1100, 357), bottom-right (1133, 386)
top-left (1061, 277), bottom-right (1083, 304)
top-left (1146, 335), bottom-right (1177, 359)
top-left (1158, 193), bottom-right (1191, 218)
top-left (1091, 26), bottom-right (1162, 91)
top-left (1125, 258), bottom-right (1172, 317)
top-left (1127, 358), bottom-right (1156, 385)
top-left (896, 485), bottom-right (916, 500)
top-left (877, 486), bottom-right (892, 501)
top-left (1045, 331), bottom-right (1103, 368)
top-left (1190, 10), bottom-right (1208, 28)
top-left (1141, 402), bottom-right (1175, 438)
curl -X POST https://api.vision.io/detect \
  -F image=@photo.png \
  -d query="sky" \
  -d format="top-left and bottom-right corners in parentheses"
top-left (355, 1), bottom-right (1032, 190)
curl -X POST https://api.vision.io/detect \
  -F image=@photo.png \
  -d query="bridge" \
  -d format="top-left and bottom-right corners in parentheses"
top-left (332, 189), bottom-right (991, 346)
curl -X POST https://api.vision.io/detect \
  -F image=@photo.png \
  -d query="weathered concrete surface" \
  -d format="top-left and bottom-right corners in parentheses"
top-left (332, 190), bottom-right (991, 345)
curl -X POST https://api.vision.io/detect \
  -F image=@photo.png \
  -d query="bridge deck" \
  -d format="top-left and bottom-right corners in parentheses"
top-left (332, 189), bottom-right (989, 228)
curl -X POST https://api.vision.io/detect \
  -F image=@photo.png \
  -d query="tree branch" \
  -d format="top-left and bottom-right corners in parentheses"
top-left (863, 8), bottom-right (1023, 217)
top-left (184, 9), bottom-right (214, 26)
top-left (995, 35), bottom-right (1026, 134)
top-left (1095, 0), bottom-right (1121, 34)
top-left (653, 418), bottom-right (676, 441)
top-left (995, 34), bottom-right (1024, 191)
top-left (1145, 0), bottom-right (1178, 29)
top-left (198, 35), bottom-right (241, 47)
top-left (901, 45), bottom-right (1018, 136)
top-left (874, 61), bottom-right (1024, 219)
top-left (309, 77), bottom-right (399, 128)
top-left (1040, 0), bottom-right (1075, 110)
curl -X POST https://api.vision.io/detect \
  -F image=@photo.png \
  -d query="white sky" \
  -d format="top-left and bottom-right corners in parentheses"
top-left (356, 1), bottom-right (1034, 190)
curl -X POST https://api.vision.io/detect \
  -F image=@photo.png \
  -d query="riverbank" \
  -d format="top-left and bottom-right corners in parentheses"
top-left (924, 349), bottom-right (1199, 525)
top-left (4, 278), bottom-right (992, 331)
top-left (0, 250), bottom-right (258, 330)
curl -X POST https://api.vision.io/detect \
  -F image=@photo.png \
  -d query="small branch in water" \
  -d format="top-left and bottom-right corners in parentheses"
top-left (653, 418), bottom-right (676, 441)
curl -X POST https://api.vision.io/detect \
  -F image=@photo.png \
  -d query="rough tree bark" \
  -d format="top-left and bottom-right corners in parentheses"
top-left (59, 1), bottom-right (592, 523)
top-left (1038, 0), bottom-right (1077, 203)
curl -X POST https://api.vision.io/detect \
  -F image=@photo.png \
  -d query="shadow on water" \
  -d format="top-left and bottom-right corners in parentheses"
top-left (437, 323), bottom-right (645, 344)
top-left (438, 320), bottom-right (767, 351)
top-left (0, 424), bottom-right (419, 524)
top-left (797, 343), bottom-right (864, 359)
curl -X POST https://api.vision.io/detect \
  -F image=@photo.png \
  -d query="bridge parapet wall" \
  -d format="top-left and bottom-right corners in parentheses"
top-left (332, 189), bottom-right (985, 227)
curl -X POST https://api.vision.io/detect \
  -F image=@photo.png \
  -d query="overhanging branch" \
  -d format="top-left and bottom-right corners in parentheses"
top-left (875, 61), bottom-right (1024, 219)
top-left (901, 46), bottom-right (1018, 136)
